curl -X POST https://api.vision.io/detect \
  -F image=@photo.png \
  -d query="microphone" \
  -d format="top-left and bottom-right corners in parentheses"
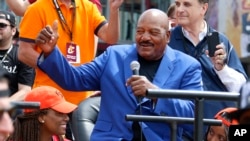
top-left (130, 61), bottom-right (142, 103)
top-left (130, 60), bottom-right (140, 75)
top-left (130, 61), bottom-right (143, 139)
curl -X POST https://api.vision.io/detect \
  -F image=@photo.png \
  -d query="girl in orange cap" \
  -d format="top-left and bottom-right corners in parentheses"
top-left (205, 107), bottom-right (238, 141)
top-left (7, 86), bottom-right (77, 141)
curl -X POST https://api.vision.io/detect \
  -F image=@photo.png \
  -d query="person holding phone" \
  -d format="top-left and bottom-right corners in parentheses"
top-left (168, 0), bottom-right (248, 140)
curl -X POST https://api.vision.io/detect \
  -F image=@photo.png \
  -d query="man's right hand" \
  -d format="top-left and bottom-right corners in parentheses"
top-left (35, 20), bottom-right (59, 57)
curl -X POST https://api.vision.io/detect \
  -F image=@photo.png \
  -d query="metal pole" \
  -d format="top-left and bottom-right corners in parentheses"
top-left (141, 0), bottom-right (146, 13)
top-left (125, 115), bottom-right (222, 126)
top-left (11, 101), bottom-right (40, 109)
top-left (145, 89), bottom-right (239, 141)
top-left (126, 115), bottom-right (222, 141)
top-left (171, 122), bottom-right (177, 141)
top-left (146, 89), bottom-right (239, 101)
top-left (194, 98), bottom-right (204, 141)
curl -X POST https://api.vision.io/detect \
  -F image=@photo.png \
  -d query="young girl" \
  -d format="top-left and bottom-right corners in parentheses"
top-left (7, 86), bottom-right (77, 141)
top-left (205, 107), bottom-right (238, 141)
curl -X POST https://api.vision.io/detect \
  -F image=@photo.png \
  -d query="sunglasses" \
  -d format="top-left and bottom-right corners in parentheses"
top-left (0, 23), bottom-right (11, 29)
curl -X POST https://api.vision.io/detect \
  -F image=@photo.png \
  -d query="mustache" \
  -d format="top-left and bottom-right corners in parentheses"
top-left (139, 41), bottom-right (154, 46)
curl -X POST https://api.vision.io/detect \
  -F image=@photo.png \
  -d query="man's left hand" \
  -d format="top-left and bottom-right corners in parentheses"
top-left (211, 43), bottom-right (227, 71)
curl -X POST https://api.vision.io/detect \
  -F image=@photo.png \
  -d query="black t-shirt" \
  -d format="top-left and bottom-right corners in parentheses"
top-left (138, 55), bottom-right (162, 82)
top-left (0, 45), bottom-right (35, 95)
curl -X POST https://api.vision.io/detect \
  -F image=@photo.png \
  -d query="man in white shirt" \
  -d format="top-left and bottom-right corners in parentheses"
top-left (169, 0), bottom-right (248, 140)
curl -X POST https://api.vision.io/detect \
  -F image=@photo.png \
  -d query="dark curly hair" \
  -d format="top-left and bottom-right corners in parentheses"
top-left (7, 109), bottom-right (64, 141)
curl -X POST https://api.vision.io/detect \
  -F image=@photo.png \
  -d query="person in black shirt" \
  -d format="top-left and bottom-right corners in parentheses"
top-left (0, 10), bottom-right (34, 101)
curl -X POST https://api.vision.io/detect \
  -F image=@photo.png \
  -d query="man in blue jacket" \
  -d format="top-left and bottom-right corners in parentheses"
top-left (36, 9), bottom-right (202, 141)
top-left (169, 0), bottom-right (247, 140)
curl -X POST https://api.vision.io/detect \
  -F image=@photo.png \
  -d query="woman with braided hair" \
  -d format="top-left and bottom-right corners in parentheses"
top-left (204, 107), bottom-right (239, 141)
top-left (7, 86), bottom-right (77, 141)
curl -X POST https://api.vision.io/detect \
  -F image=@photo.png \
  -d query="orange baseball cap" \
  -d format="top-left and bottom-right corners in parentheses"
top-left (214, 107), bottom-right (238, 127)
top-left (24, 86), bottom-right (77, 113)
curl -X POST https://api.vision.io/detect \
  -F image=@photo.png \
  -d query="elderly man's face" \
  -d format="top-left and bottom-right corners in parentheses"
top-left (135, 15), bottom-right (170, 61)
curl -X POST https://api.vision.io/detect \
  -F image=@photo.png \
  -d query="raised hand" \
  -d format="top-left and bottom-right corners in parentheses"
top-left (109, 0), bottom-right (123, 10)
top-left (36, 20), bottom-right (59, 57)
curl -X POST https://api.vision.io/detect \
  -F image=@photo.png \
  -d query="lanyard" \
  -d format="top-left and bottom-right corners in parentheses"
top-left (52, 0), bottom-right (76, 41)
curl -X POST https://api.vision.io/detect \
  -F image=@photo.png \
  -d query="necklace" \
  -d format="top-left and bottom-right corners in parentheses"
top-left (0, 45), bottom-right (13, 64)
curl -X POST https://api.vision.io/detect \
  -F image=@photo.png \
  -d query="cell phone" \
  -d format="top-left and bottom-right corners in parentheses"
top-left (207, 32), bottom-right (220, 57)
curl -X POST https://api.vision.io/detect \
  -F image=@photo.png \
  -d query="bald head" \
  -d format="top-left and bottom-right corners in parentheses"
top-left (138, 9), bottom-right (169, 30)
top-left (135, 9), bottom-right (171, 61)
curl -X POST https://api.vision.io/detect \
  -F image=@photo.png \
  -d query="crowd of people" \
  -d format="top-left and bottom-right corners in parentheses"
top-left (0, 0), bottom-right (249, 140)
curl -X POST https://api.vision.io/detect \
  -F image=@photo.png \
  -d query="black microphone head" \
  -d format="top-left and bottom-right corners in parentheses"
top-left (130, 60), bottom-right (140, 71)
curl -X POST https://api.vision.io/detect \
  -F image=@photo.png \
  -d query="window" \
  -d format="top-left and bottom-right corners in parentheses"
top-left (101, 0), bottom-right (171, 43)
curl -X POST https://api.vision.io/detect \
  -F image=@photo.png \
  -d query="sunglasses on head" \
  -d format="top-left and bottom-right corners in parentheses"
top-left (0, 23), bottom-right (11, 29)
